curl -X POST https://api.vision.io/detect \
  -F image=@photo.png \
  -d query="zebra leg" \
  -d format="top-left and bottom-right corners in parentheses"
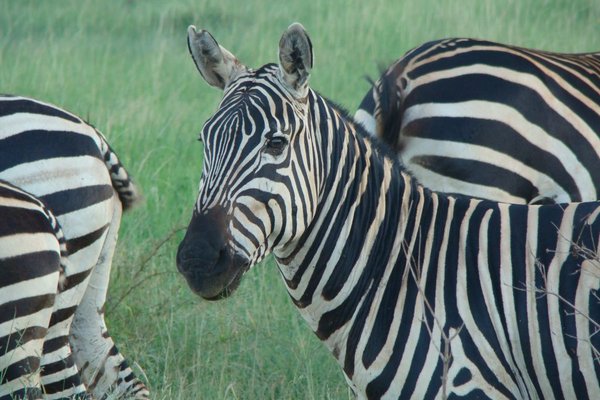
top-left (69, 199), bottom-right (149, 399)
top-left (40, 291), bottom-right (88, 398)
top-left (0, 265), bottom-right (59, 400)
top-left (0, 295), bottom-right (51, 400)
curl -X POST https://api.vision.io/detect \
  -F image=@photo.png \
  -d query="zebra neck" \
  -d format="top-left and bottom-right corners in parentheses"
top-left (276, 96), bottom-right (431, 352)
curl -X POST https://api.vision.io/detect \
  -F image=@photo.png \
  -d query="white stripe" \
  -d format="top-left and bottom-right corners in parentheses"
top-left (354, 109), bottom-right (377, 136)
top-left (1, 156), bottom-right (111, 199)
top-left (0, 112), bottom-right (95, 140)
top-left (0, 272), bottom-right (59, 304)
top-left (0, 308), bottom-right (53, 339)
top-left (545, 204), bottom-right (576, 399)
top-left (0, 337), bottom-right (45, 368)
top-left (0, 232), bottom-right (59, 260)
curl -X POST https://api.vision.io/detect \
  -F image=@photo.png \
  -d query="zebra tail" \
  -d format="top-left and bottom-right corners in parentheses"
top-left (95, 129), bottom-right (142, 211)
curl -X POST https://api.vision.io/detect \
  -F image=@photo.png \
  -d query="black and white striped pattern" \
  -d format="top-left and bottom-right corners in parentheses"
top-left (0, 180), bottom-right (86, 399)
top-left (355, 38), bottom-right (600, 204)
top-left (177, 25), bottom-right (600, 399)
top-left (0, 95), bottom-right (148, 399)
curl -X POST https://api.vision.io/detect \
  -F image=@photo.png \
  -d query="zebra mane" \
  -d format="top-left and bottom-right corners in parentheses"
top-left (319, 91), bottom-right (408, 170)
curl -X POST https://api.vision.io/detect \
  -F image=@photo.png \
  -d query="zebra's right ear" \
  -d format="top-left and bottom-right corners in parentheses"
top-left (187, 26), bottom-right (245, 90)
top-left (278, 23), bottom-right (313, 98)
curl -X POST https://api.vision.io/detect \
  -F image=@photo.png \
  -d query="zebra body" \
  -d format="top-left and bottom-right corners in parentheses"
top-left (0, 180), bottom-right (87, 399)
top-left (0, 95), bottom-right (148, 398)
top-left (354, 38), bottom-right (600, 204)
top-left (177, 24), bottom-right (600, 399)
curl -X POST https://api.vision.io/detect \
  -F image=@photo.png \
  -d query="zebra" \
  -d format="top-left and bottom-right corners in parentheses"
top-left (177, 23), bottom-right (600, 399)
top-left (354, 38), bottom-right (600, 205)
top-left (0, 95), bottom-right (149, 398)
top-left (0, 180), bottom-right (87, 399)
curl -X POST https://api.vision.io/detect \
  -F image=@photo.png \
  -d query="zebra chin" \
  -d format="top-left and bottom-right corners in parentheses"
top-left (176, 207), bottom-right (251, 300)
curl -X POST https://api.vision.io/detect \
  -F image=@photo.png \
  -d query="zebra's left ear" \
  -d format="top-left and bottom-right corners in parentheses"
top-left (278, 23), bottom-right (313, 99)
top-left (187, 25), bottom-right (245, 90)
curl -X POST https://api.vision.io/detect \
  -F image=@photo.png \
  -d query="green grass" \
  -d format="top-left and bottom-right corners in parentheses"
top-left (1, 0), bottom-right (598, 398)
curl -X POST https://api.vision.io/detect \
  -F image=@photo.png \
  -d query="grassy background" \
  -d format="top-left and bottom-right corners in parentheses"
top-left (1, 0), bottom-right (598, 398)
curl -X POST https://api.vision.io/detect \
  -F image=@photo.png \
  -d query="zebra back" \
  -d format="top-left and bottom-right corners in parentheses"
top-left (0, 94), bottom-right (141, 212)
top-left (355, 38), bottom-right (600, 204)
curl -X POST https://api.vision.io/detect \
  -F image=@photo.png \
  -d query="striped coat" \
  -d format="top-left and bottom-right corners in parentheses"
top-left (0, 95), bottom-right (148, 398)
top-left (177, 24), bottom-right (600, 399)
top-left (355, 38), bottom-right (600, 204)
top-left (0, 180), bottom-right (87, 399)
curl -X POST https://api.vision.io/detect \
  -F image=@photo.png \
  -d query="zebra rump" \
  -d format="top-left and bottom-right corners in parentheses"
top-left (354, 38), bottom-right (600, 204)
top-left (0, 180), bottom-right (88, 399)
top-left (0, 95), bottom-right (148, 399)
top-left (178, 24), bottom-right (600, 399)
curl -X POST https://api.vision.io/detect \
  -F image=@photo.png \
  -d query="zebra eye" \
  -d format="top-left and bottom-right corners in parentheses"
top-left (265, 136), bottom-right (288, 155)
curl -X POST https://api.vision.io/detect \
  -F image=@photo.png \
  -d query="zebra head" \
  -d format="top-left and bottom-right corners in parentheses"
top-left (177, 23), bottom-right (322, 300)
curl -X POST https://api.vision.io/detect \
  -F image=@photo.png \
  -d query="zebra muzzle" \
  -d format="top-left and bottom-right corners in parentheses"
top-left (176, 207), bottom-right (249, 300)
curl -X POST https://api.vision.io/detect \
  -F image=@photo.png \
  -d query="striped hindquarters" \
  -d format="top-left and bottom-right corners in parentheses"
top-left (0, 94), bottom-right (141, 214)
top-left (355, 38), bottom-right (600, 204)
top-left (0, 181), bottom-right (65, 398)
top-left (0, 95), bottom-right (146, 398)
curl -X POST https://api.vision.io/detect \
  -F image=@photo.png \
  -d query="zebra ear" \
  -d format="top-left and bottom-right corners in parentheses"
top-left (187, 26), bottom-right (244, 90)
top-left (278, 23), bottom-right (313, 98)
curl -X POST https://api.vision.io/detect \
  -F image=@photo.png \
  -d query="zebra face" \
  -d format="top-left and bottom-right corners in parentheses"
top-left (177, 23), bottom-right (318, 300)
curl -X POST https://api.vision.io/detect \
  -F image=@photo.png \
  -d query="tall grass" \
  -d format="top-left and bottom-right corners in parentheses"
top-left (1, 0), bottom-right (598, 398)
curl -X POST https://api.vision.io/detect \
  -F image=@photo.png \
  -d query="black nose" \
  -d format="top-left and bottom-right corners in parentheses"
top-left (176, 206), bottom-right (251, 299)
top-left (176, 241), bottom-right (226, 275)
top-left (177, 207), bottom-right (228, 270)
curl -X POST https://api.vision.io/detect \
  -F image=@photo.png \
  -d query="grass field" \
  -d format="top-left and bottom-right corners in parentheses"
top-left (1, 0), bottom-right (599, 398)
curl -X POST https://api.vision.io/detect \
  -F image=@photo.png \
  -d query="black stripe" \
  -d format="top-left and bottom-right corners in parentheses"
top-left (411, 155), bottom-right (547, 202)
top-left (2, 386), bottom-right (44, 399)
top-left (108, 344), bottom-right (119, 356)
top-left (0, 130), bottom-right (102, 172)
top-left (42, 374), bottom-right (84, 395)
top-left (0, 98), bottom-right (81, 123)
top-left (42, 334), bottom-right (71, 355)
top-left (48, 305), bottom-right (77, 326)
top-left (65, 224), bottom-right (109, 255)
top-left (0, 326), bottom-right (47, 354)
top-left (0, 182), bottom-right (42, 204)
top-left (41, 355), bottom-right (75, 376)
top-left (0, 206), bottom-right (55, 237)
top-left (1, 356), bottom-right (41, 384)
top-left (0, 294), bottom-right (55, 324)
top-left (62, 269), bottom-right (93, 291)
top-left (40, 184), bottom-right (114, 216)
top-left (0, 251), bottom-right (60, 287)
